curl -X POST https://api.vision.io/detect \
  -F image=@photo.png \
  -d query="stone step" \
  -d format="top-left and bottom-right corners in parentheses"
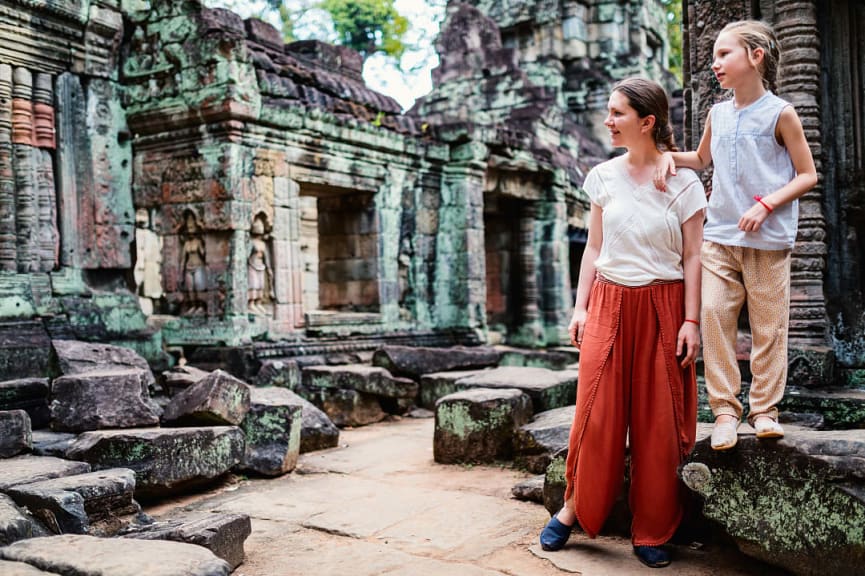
top-left (5, 468), bottom-right (139, 536)
top-left (433, 387), bottom-right (532, 464)
top-left (0, 533), bottom-right (230, 576)
top-left (418, 369), bottom-right (489, 409)
top-left (65, 427), bottom-right (244, 498)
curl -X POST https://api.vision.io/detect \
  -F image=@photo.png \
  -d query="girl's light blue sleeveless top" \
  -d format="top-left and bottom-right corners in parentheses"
top-left (705, 92), bottom-right (798, 250)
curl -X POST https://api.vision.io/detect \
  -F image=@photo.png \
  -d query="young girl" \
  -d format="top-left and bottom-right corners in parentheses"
top-left (539, 77), bottom-right (705, 568)
top-left (654, 20), bottom-right (818, 450)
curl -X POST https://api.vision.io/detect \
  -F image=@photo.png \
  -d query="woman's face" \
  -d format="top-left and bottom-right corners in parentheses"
top-left (604, 90), bottom-right (645, 148)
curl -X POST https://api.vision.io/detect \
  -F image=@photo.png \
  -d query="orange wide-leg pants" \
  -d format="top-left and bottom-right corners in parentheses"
top-left (564, 278), bottom-right (697, 546)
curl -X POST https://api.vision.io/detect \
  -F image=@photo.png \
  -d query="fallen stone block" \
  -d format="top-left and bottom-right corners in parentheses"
top-left (6, 469), bottom-right (139, 536)
top-left (30, 431), bottom-right (77, 458)
top-left (0, 379), bottom-right (50, 429)
top-left (160, 365), bottom-right (210, 397)
top-left (0, 558), bottom-right (58, 575)
top-left (52, 340), bottom-right (156, 392)
top-left (65, 427), bottom-right (244, 498)
top-left (50, 370), bottom-right (160, 432)
top-left (301, 365), bottom-right (418, 400)
top-left (495, 345), bottom-right (579, 370)
top-left (455, 367), bottom-right (577, 412)
top-left (681, 430), bottom-right (865, 576)
top-left (0, 455), bottom-right (90, 491)
top-left (0, 494), bottom-right (36, 545)
top-left (280, 389), bottom-right (339, 453)
top-left (372, 345), bottom-right (501, 379)
top-left (161, 369), bottom-right (250, 427)
top-left (514, 405), bottom-right (574, 473)
top-left (122, 512), bottom-right (251, 571)
top-left (303, 387), bottom-right (386, 427)
top-left (240, 387), bottom-right (302, 476)
top-left (434, 387), bottom-right (532, 464)
top-left (0, 534), bottom-right (230, 576)
top-left (0, 410), bottom-right (32, 458)
top-left (779, 386), bottom-right (865, 429)
top-left (252, 358), bottom-right (300, 389)
top-left (511, 474), bottom-right (545, 503)
top-left (418, 369), bottom-right (489, 410)
top-left (0, 321), bottom-right (52, 382)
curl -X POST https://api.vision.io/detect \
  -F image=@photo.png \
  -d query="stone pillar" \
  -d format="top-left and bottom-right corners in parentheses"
top-left (271, 175), bottom-right (303, 331)
top-left (33, 72), bottom-right (57, 272)
top-left (11, 67), bottom-right (37, 273)
top-left (435, 141), bottom-right (487, 333)
top-left (513, 202), bottom-right (543, 346)
top-left (0, 64), bottom-right (14, 271)
top-left (774, 0), bottom-right (834, 385)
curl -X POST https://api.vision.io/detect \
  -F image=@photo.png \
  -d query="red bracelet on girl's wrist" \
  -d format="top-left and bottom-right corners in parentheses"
top-left (753, 195), bottom-right (774, 213)
top-left (684, 319), bottom-right (700, 326)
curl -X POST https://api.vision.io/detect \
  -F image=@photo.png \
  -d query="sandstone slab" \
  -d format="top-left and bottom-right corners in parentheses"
top-left (434, 388), bottom-right (532, 464)
top-left (0, 409), bottom-right (32, 458)
top-left (161, 369), bottom-right (250, 427)
top-left (681, 430), bottom-right (865, 576)
top-left (495, 345), bottom-right (579, 370)
top-left (510, 474), bottom-right (544, 503)
top-left (301, 364), bottom-right (419, 400)
top-left (6, 468), bottom-right (138, 536)
top-left (0, 379), bottom-right (49, 429)
top-left (280, 389), bottom-right (340, 452)
top-left (0, 534), bottom-right (230, 576)
top-left (122, 512), bottom-right (251, 570)
top-left (240, 387), bottom-right (302, 476)
top-left (0, 455), bottom-right (90, 491)
top-left (455, 366), bottom-right (577, 412)
top-left (0, 494), bottom-right (34, 545)
top-left (30, 431), bottom-right (77, 458)
top-left (52, 340), bottom-right (156, 391)
top-left (0, 559), bottom-right (59, 575)
top-left (50, 370), bottom-right (160, 432)
top-left (371, 345), bottom-right (501, 379)
top-left (304, 387), bottom-right (387, 427)
top-left (513, 405), bottom-right (574, 473)
top-left (65, 427), bottom-right (244, 498)
top-left (418, 369), bottom-right (488, 409)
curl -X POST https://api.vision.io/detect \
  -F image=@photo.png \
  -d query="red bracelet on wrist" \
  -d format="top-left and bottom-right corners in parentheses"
top-left (753, 195), bottom-right (773, 213)
top-left (684, 319), bottom-right (700, 326)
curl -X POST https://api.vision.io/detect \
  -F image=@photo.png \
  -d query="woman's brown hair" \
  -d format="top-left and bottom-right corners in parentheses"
top-left (611, 77), bottom-right (678, 152)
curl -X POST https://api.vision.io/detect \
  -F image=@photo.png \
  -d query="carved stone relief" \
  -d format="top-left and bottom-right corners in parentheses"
top-left (247, 213), bottom-right (273, 316)
top-left (180, 210), bottom-right (207, 316)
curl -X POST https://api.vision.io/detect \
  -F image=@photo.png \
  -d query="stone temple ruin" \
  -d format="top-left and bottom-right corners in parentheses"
top-left (0, 0), bottom-right (864, 574)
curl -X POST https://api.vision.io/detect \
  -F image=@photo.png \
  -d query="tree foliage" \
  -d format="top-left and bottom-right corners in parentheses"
top-left (662, 0), bottom-right (684, 82)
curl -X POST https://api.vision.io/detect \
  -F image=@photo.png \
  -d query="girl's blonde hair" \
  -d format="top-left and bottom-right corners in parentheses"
top-left (720, 20), bottom-right (781, 92)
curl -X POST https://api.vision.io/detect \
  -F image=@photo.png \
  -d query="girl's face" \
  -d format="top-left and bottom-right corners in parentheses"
top-left (604, 91), bottom-right (649, 148)
top-left (712, 31), bottom-right (763, 89)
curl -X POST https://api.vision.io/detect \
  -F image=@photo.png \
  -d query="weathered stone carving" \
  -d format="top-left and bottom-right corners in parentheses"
top-left (0, 63), bottom-right (13, 271)
top-left (180, 211), bottom-right (207, 316)
top-left (247, 214), bottom-right (272, 316)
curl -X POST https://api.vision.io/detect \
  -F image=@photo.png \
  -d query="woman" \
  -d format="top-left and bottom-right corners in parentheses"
top-left (539, 77), bottom-right (705, 568)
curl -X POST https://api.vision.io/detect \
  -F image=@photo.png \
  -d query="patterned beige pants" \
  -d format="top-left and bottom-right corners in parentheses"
top-left (700, 241), bottom-right (791, 423)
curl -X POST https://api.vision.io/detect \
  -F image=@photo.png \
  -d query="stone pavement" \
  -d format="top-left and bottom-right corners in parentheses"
top-left (150, 417), bottom-right (788, 576)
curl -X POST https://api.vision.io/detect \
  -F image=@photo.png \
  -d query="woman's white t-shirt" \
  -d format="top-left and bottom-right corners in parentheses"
top-left (584, 155), bottom-right (707, 287)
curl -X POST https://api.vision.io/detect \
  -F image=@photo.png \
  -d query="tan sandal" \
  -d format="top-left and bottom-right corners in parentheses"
top-left (754, 417), bottom-right (784, 439)
top-left (710, 420), bottom-right (739, 450)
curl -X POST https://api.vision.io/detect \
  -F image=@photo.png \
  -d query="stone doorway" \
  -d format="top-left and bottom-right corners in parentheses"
top-left (567, 226), bottom-right (587, 307)
top-left (484, 194), bottom-right (531, 342)
top-left (298, 185), bottom-right (380, 329)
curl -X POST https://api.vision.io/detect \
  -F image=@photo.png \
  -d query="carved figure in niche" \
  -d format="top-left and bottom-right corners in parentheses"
top-left (247, 215), bottom-right (273, 315)
top-left (181, 211), bottom-right (207, 316)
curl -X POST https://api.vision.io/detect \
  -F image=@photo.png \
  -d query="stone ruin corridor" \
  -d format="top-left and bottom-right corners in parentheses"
top-left (0, 0), bottom-right (864, 575)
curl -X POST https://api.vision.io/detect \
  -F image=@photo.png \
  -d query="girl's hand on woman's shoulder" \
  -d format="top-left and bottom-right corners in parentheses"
top-left (653, 152), bottom-right (677, 192)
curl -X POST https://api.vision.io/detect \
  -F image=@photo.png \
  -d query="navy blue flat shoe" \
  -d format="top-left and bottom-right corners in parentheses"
top-left (539, 515), bottom-right (573, 551)
top-left (633, 545), bottom-right (671, 568)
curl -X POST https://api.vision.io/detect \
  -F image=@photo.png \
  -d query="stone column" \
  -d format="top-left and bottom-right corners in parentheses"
top-left (435, 141), bottom-right (487, 334)
top-left (11, 67), bottom-right (37, 273)
top-left (513, 202), bottom-right (543, 346)
top-left (0, 64), bottom-right (14, 271)
top-left (774, 0), bottom-right (834, 385)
